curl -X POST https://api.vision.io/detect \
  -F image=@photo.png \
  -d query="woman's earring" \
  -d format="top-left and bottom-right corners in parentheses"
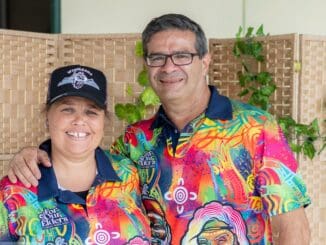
top-left (45, 119), bottom-right (49, 129)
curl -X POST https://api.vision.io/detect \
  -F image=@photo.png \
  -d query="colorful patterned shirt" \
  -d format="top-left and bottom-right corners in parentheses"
top-left (110, 86), bottom-right (311, 245)
top-left (0, 140), bottom-right (151, 244)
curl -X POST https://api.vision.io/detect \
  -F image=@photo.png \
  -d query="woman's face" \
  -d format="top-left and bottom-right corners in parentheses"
top-left (47, 96), bottom-right (105, 159)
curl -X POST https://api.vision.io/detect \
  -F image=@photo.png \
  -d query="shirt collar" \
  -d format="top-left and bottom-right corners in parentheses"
top-left (38, 139), bottom-right (121, 203)
top-left (151, 85), bottom-right (232, 129)
top-left (206, 85), bottom-right (233, 120)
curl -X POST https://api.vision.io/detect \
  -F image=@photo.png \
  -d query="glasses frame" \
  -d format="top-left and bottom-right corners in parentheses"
top-left (145, 52), bottom-right (199, 67)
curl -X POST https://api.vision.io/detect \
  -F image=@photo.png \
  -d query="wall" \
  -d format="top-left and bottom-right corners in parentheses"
top-left (61, 0), bottom-right (326, 37)
top-left (61, 0), bottom-right (243, 38)
top-left (246, 0), bottom-right (326, 36)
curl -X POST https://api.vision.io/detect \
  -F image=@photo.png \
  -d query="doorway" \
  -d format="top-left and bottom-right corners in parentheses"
top-left (0, 0), bottom-right (60, 33)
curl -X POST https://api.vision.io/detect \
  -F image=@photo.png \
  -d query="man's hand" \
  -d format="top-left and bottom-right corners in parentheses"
top-left (8, 147), bottom-right (51, 188)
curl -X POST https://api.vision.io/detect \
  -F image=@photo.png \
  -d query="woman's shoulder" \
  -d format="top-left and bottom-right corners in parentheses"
top-left (0, 176), bottom-right (37, 195)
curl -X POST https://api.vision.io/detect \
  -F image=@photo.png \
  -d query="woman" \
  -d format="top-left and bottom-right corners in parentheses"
top-left (0, 65), bottom-right (151, 244)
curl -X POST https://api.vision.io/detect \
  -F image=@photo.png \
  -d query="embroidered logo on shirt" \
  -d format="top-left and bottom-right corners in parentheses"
top-left (39, 207), bottom-right (69, 229)
top-left (164, 177), bottom-right (197, 214)
top-left (85, 223), bottom-right (120, 245)
top-left (138, 151), bottom-right (157, 168)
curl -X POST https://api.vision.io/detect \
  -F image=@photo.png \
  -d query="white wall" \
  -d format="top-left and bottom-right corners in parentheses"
top-left (61, 0), bottom-right (243, 38)
top-left (62, 0), bottom-right (326, 38)
top-left (246, 0), bottom-right (326, 36)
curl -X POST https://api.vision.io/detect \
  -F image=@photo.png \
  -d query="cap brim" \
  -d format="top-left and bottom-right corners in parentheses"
top-left (48, 92), bottom-right (106, 109)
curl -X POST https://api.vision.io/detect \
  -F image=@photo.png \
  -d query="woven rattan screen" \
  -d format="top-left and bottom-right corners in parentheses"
top-left (297, 35), bottom-right (326, 244)
top-left (0, 30), bottom-right (58, 175)
top-left (209, 34), bottom-right (299, 118)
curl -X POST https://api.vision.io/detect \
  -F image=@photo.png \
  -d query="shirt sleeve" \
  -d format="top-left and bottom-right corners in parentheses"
top-left (109, 134), bottom-right (141, 193)
top-left (0, 180), bottom-right (15, 241)
top-left (254, 117), bottom-right (311, 216)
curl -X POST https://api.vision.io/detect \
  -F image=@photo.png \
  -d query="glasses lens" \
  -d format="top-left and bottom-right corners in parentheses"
top-left (147, 55), bottom-right (166, 67)
top-left (172, 53), bottom-right (192, 65)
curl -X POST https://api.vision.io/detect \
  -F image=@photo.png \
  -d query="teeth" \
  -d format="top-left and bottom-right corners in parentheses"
top-left (67, 132), bottom-right (87, 138)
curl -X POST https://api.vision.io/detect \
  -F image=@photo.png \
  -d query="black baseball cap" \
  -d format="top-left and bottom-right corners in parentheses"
top-left (47, 65), bottom-right (107, 109)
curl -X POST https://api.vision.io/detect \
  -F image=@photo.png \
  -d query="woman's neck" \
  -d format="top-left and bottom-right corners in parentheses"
top-left (51, 153), bottom-right (97, 192)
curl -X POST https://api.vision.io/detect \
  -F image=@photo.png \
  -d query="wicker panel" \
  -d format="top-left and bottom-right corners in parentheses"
top-left (0, 156), bottom-right (11, 178)
top-left (57, 34), bottom-right (144, 149)
top-left (209, 34), bottom-right (299, 118)
top-left (0, 30), bottom-right (57, 158)
top-left (298, 35), bottom-right (326, 245)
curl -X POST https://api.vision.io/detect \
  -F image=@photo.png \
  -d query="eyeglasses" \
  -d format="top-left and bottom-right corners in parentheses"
top-left (145, 53), bottom-right (199, 67)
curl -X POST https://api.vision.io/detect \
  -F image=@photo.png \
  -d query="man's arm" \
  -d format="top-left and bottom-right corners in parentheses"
top-left (7, 147), bottom-right (51, 187)
top-left (271, 207), bottom-right (310, 245)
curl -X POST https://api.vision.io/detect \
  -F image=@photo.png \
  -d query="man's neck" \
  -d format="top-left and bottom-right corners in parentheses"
top-left (162, 86), bottom-right (211, 131)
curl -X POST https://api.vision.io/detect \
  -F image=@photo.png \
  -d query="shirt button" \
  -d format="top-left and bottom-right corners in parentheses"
top-left (174, 129), bottom-right (178, 134)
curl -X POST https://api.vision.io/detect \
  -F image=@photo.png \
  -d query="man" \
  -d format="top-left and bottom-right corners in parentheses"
top-left (7, 14), bottom-right (311, 244)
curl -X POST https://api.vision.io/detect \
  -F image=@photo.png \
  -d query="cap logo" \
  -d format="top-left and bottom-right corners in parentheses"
top-left (57, 70), bottom-right (100, 90)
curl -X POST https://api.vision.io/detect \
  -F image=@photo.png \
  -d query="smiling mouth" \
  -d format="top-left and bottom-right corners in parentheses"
top-left (160, 78), bottom-right (183, 83)
top-left (66, 131), bottom-right (89, 139)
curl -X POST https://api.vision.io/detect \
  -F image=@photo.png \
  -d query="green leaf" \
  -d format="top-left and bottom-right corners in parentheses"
top-left (114, 103), bottom-right (127, 120)
top-left (124, 103), bottom-right (142, 124)
top-left (289, 142), bottom-right (301, 153)
top-left (238, 73), bottom-right (253, 87)
top-left (137, 69), bottom-right (149, 86)
top-left (236, 26), bottom-right (243, 39)
top-left (237, 40), bottom-right (248, 54)
top-left (257, 72), bottom-right (273, 85)
top-left (251, 42), bottom-right (263, 59)
top-left (261, 85), bottom-right (276, 96)
top-left (114, 103), bottom-right (143, 124)
top-left (294, 124), bottom-right (309, 135)
top-left (278, 116), bottom-right (296, 126)
top-left (238, 88), bottom-right (249, 97)
top-left (136, 101), bottom-right (146, 118)
top-left (135, 41), bottom-right (144, 57)
top-left (245, 27), bottom-right (254, 38)
top-left (256, 55), bottom-right (265, 62)
top-left (302, 141), bottom-right (316, 160)
top-left (310, 118), bottom-right (320, 135)
top-left (126, 85), bottom-right (133, 97)
top-left (232, 45), bottom-right (241, 57)
top-left (256, 24), bottom-right (265, 36)
top-left (249, 91), bottom-right (269, 110)
top-left (140, 87), bottom-right (160, 106)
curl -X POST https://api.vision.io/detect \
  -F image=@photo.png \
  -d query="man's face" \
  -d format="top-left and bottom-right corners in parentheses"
top-left (145, 29), bottom-right (211, 104)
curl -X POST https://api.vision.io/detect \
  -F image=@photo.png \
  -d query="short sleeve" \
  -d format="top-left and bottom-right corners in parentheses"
top-left (254, 117), bottom-right (311, 216)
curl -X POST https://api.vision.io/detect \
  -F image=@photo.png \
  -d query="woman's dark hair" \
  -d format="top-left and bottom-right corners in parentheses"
top-left (142, 13), bottom-right (208, 58)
